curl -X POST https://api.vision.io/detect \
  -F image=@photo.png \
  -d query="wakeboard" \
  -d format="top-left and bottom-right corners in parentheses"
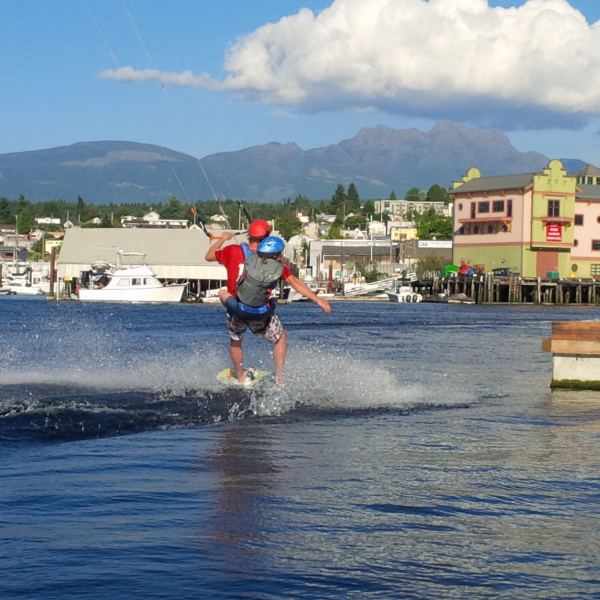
top-left (216, 367), bottom-right (273, 388)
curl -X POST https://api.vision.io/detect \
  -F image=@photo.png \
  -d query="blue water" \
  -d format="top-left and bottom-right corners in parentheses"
top-left (1, 296), bottom-right (600, 598)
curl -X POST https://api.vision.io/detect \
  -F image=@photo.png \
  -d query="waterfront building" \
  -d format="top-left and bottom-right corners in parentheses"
top-left (450, 159), bottom-right (600, 279)
top-left (373, 199), bottom-right (450, 218)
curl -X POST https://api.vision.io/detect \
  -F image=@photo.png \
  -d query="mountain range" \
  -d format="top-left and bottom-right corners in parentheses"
top-left (0, 121), bottom-right (587, 203)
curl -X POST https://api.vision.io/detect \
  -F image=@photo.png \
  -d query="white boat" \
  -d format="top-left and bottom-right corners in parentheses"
top-left (386, 285), bottom-right (423, 303)
top-left (0, 268), bottom-right (50, 295)
top-left (78, 265), bottom-right (186, 303)
top-left (200, 288), bottom-right (223, 304)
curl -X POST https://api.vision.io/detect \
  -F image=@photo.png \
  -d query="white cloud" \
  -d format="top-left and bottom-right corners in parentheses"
top-left (99, 66), bottom-right (219, 89)
top-left (100, 0), bottom-right (600, 127)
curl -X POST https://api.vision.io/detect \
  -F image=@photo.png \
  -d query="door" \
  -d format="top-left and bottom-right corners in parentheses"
top-left (536, 251), bottom-right (558, 278)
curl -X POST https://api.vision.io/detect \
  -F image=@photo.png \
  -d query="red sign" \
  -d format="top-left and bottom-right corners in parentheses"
top-left (546, 223), bottom-right (562, 242)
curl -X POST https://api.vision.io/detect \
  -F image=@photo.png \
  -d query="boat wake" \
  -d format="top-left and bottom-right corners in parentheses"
top-left (0, 382), bottom-right (258, 442)
top-left (0, 345), bottom-right (471, 443)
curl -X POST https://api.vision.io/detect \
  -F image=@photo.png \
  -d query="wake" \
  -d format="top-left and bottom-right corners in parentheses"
top-left (0, 344), bottom-right (471, 442)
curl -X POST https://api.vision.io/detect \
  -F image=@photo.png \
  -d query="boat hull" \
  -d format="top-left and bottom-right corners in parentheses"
top-left (386, 289), bottom-right (422, 303)
top-left (79, 284), bottom-right (186, 303)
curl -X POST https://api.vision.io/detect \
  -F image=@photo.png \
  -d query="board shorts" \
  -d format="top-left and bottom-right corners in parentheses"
top-left (226, 312), bottom-right (283, 343)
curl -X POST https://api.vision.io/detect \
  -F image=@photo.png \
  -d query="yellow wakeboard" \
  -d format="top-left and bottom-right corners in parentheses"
top-left (216, 367), bottom-right (272, 388)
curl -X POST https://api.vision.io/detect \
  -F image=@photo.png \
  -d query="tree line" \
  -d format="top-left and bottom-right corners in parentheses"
top-left (0, 182), bottom-right (452, 241)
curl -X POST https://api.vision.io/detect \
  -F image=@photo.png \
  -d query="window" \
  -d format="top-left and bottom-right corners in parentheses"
top-left (572, 264), bottom-right (579, 272)
top-left (458, 203), bottom-right (463, 210)
top-left (487, 224), bottom-right (494, 234)
top-left (470, 202), bottom-right (476, 218)
top-left (478, 201), bottom-right (490, 213)
top-left (473, 225), bottom-right (479, 234)
top-left (118, 278), bottom-right (130, 286)
top-left (507, 199), bottom-right (512, 218)
top-left (592, 240), bottom-right (600, 251)
top-left (548, 199), bottom-right (560, 217)
top-left (574, 239), bottom-right (579, 247)
top-left (574, 214), bottom-right (583, 226)
top-left (492, 200), bottom-right (504, 212)
top-left (591, 264), bottom-right (600, 276)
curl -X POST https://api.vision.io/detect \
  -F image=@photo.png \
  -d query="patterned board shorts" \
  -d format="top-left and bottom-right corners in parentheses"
top-left (226, 312), bottom-right (283, 343)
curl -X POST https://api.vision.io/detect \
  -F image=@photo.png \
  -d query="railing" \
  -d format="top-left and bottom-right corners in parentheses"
top-left (343, 277), bottom-right (398, 296)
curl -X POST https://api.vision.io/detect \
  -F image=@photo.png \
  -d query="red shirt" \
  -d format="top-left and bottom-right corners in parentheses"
top-left (215, 244), bottom-right (290, 295)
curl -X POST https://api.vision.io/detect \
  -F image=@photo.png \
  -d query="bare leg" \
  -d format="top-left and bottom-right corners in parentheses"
top-left (218, 288), bottom-right (231, 305)
top-left (272, 328), bottom-right (287, 384)
top-left (229, 339), bottom-right (246, 383)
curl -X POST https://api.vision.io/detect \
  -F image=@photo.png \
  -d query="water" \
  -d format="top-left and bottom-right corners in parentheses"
top-left (1, 296), bottom-right (600, 598)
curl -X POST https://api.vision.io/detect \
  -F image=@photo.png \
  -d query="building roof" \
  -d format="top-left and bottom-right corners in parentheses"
top-left (577, 184), bottom-right (600, 201)
top-left (575, 164), bottom-right (600, 177)
top-left (321, 244), bottom-right (395, 258)
top-left (56, 227), bottom-right (246, 279)
top-left (450, 173), bottom-right (535, 194)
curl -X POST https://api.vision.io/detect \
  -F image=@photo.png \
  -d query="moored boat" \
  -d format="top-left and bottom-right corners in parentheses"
top-left (386, 284), bottom-right (423, 303)
top-left (78, 265), bottom-right (186, 303)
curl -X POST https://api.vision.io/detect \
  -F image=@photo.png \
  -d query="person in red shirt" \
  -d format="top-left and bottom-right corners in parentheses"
top-left (205, 220), bottom-right (331, 385)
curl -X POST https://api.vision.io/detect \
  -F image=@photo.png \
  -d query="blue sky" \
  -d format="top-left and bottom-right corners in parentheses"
top-left (2, 0), bottom-right (600, 165)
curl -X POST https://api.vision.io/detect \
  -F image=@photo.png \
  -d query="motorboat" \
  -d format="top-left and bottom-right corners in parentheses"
top-left (0, 268), bottom-right (50, 296)
top-left (78, 264), bottom-right (186, 303)
top-left (199, 288), bottom-right (223, 304)
top-left (386, 285), bottom-right (423, 303)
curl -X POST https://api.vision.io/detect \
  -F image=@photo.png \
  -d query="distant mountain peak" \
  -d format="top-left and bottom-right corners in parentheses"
top-left (0, 121), bottom-right (564, 203)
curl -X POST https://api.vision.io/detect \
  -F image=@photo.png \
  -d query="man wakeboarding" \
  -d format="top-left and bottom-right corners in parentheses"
top-left (205, 224), bottom-right (331, 386)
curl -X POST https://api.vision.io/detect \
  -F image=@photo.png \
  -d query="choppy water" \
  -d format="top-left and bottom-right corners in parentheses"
top-left (1, 296), bottom-right (600, 598)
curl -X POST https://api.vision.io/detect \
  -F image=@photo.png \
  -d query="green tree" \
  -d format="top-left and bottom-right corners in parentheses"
top-left (414, 208), bottom-right (452, 239)
top-left (389, 191), bottom-right (397, 200)
top-left (161, 196), bottom-right (187, 220)
top-left (0, 198), bottom-right (11, 223)
top-left (347, 182), bottom-right (360, 213)
top-left (330, 184), bottom-right (347, 213)
top-left (291, 194), bottom-right (312, 212)
top-left (416, 254), bottom-right (445, 279)
top-left (405, 187), bottom-right (424, 202)
top-left (16, 207), bottom-right (35, 233)
top-left (344, 214), bottom-right (366, 230)
top-left (426, 184), bottom-right (450, 204)
top-left (362, 200), bottom-right (375, 218)
top-left (275, 213), bottom-right (302, 240)
top-left (327, 223), bottom-right (342, 239)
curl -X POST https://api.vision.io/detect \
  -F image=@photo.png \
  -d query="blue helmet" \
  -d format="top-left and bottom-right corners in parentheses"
top-left (258, 236), bottom-right (285, 256)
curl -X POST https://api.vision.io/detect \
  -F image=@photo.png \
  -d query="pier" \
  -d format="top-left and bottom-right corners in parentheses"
top-left (418, 274), bottom-right (600, 305)
top-left (542, 322), bottom-right (600, 390)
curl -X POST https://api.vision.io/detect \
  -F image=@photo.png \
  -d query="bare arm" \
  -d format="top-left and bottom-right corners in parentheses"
top-left (204, 231), bottom-right (234, 262)
top-left (286, 274), bottom-right (332, 314)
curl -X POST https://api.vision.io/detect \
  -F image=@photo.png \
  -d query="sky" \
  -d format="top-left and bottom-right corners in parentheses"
top-left (3, 0), bottom-right (600, 165)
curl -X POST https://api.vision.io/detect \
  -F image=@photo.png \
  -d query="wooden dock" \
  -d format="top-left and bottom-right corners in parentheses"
top-left (420, 275), bottom-right (600, 305)
top-left (542, 322), bottom-right (600, 390)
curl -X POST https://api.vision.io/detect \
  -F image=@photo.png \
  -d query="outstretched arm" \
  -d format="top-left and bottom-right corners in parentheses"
top-left (204, 231), bottom-right (234, 262)
top-left (286, 274), bottom-right (332, 314)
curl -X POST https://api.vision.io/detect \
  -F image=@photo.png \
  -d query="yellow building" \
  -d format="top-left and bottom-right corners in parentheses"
top-left (449, 160), bottom-right (600, 279)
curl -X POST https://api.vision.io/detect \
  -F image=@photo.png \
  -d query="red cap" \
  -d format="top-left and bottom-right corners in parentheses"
top-left (248, 219), bottom-right (272, 239)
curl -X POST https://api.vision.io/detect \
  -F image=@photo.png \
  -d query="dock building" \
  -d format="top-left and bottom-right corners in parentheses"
top-left (450, 159), bottom-right (600, 279)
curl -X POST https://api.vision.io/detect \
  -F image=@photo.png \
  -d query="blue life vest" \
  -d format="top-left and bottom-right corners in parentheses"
top-left (240, 243), bottom-right (252, 260)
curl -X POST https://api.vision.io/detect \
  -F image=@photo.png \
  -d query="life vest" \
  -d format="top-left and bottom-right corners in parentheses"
top-left (240, 243), bottom-right (252, 260)
top-left (236, 253), bottom-right (283, 313)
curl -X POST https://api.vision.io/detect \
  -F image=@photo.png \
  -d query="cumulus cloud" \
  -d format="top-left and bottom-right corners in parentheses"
top-left (100, 0), bottom-right (600, 128)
